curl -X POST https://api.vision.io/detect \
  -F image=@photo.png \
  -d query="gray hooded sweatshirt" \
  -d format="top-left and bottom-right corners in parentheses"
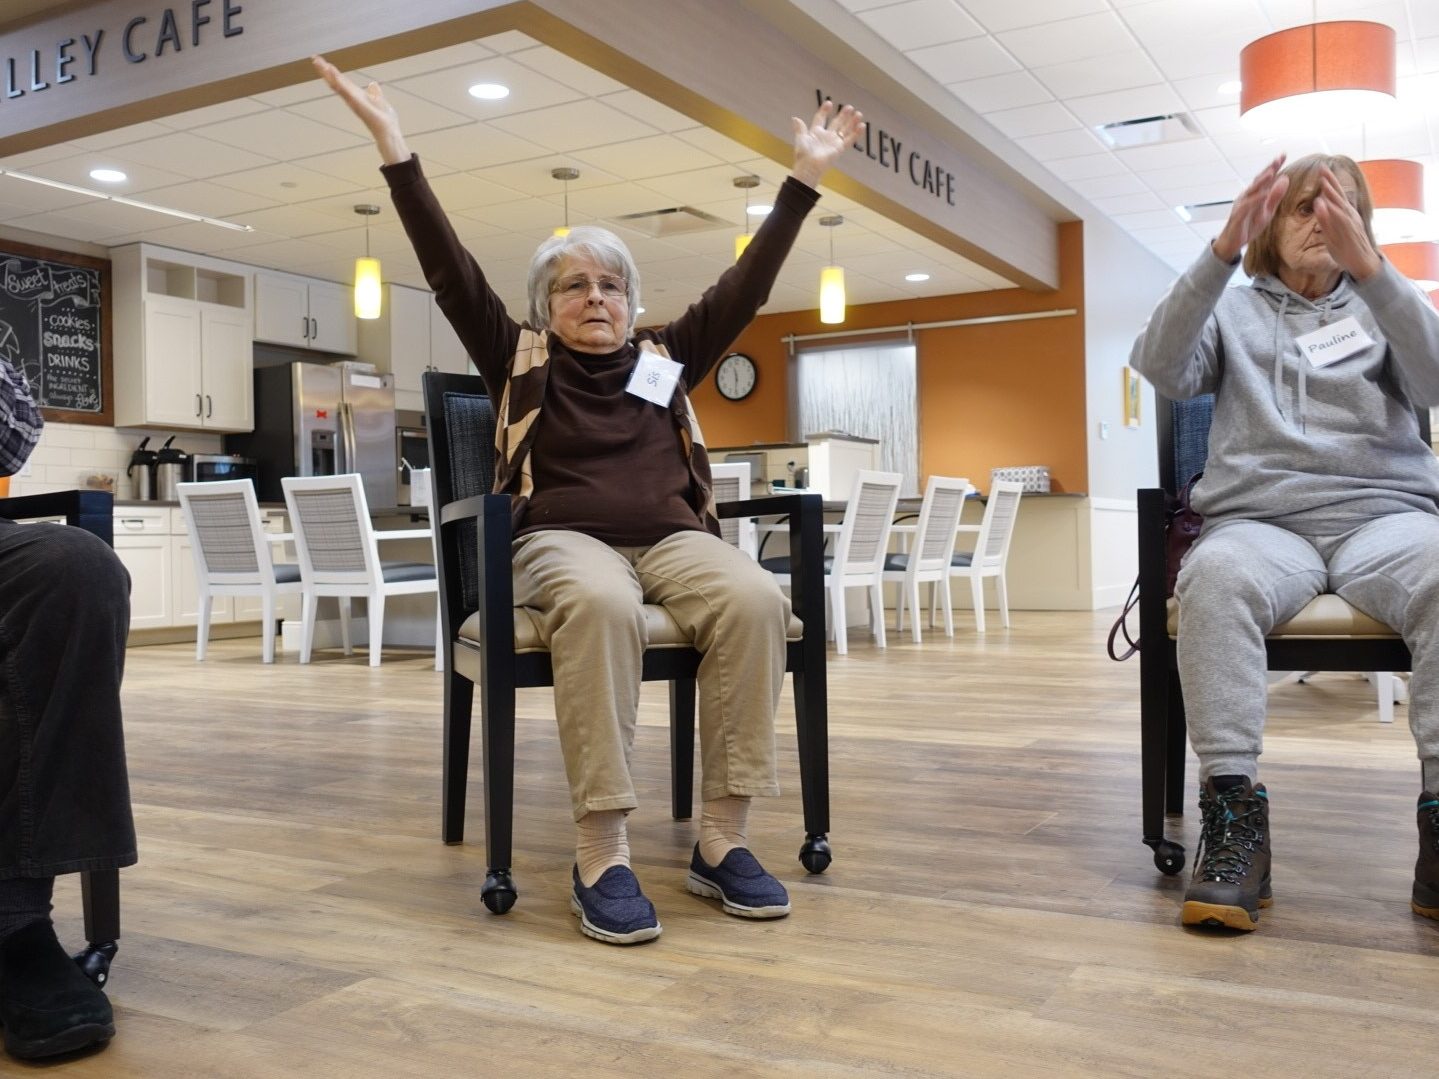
top-left (1131, 245), bottom-right (1439, 533)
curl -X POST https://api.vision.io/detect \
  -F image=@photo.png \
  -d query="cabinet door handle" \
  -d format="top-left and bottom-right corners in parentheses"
top-left (302, 315), bottom-right (309, 340)
top-left (120, 518), bottom-right (145, 529)
top-left (205, 394), bottom-right (213, 418)
top-left (196, 393), bottom-right (203, 416)
top-left (311, 317), bottom-right (318, 341)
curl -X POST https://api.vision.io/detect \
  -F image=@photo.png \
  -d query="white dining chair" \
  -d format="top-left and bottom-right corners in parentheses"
top-left (281, 473), bottom-right (440, 667)
top-left (177, 480), bottom-right (302, 663)
top-left (709, 461), bottom-right (758, 559)
top-left (938, 480), bottom-right (1023, 633)
top-left (881, 475), bottom-right (971, 644)
top-left (762, 469), bottom-right (902, 655)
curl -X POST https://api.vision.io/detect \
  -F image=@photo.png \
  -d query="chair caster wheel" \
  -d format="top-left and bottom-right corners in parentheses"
top-left (1149, 840), bottom-right (1185, 876)
top-left (73, 942), bottom-right (117, 989)
top-left (481, 869), bottom-right (517, 914)
top-left (798, 833), bottom-right (832, 874)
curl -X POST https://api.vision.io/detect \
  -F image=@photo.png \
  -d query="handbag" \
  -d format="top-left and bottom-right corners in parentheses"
top-left (1106, 472), bottom-right (1204, 661)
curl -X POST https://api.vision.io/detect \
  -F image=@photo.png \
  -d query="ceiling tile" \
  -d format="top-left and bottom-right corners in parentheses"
top-left (1065, 84), bottom-right (1185, 128)
top-left (359, 42), bottom-right (496, 84)
top-left (0, 176), bottom-right (89, 216)
top-left (571, 134), bottom-right (724, 180)
top-left (672, 127), bottom-right (762, 163)
top-left (212, 162), bottom-right (365, 203)
top-left (291, 144), bottom-right (402, 187)
top-left (131, 180), bottom-right (282, 218)
top-left (1088, 191), bottom-right (1167, 214)
top-left (193, 108), bottom-right (368, 158)
top-left (907, 36), bottom-right (1019, 83)
top-left (488, 100), bottom-right (659, 153)
top-left (599, 90), bottom-right (701, 133)
top-left (1066, 172), bottom-right (1147, 199)
top-left (996, 12), bottom-right (1137, 68)
top-left (68, 122), bottom-right (174, 150)
top-left (288, 85), bottom-right (473, 139)
top-left (1031, 49), bottom-right (1164, 98)
top-left (477, 31), bottom-right (542, 53)
top-left (1113, 209), bottom-right (1190, 231)
top-left (946, 70), bottom-right (1053, 112)
top-left (956, 0), bottom-right (1108, 34)
top-left (984, 102), bottom-right (1081, 138)
top-left (108, 131), bottom-right (276, 181)
top-left (1045, 153), bottom-right (1130, 180)
top-left (476, 158), bottom-right (623, 198)
top-left (24, 152), bottom-right (189, 193)
top-left (405, 126), bottom-right (551, 172)
top-left (1013, 127), bottom-right (1108, 161)
top-left (1116, 138), bottom-right (1222, 172)
top-left (422, 172), bottom-right (535, 212)
top-left (0, 142), bottom-right (84, 169)
top-left (1140, 160), bottom-right (1239, 192)
top-left (858, 0), bottom-right (984, 51)
top-left (391, 55), bottom-right (586, 121)
top-left (510, 46), bottom-right (629, 96)
top-left (154, 97), bottom-right (269, 130)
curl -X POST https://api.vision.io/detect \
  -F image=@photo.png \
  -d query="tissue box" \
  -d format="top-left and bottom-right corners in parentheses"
top-left (991, 465), bottom-right (1050, 493)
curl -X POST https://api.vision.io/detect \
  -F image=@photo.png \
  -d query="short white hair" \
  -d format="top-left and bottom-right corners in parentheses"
top-left (526, 225), bottom-right (641, 335)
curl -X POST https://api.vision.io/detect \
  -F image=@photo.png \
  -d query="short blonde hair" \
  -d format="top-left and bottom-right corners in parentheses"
top-left (1242, 154), bottom-right (1376, 279)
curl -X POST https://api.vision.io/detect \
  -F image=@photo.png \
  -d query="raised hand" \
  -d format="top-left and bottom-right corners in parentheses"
top-left (790, 100), bottom-right (865, 189)
top-left (312, 54), bottom-right (410, 166)
top-left (1213, 155), bottom-right (1289, 263)
top-left (1313, 165), bottom-right (1381, 281)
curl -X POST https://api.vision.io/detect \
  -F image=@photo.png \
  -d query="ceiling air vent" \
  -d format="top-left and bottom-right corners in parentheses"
top-left (1095, 113), bottom-right (1201, 150)
top-left (1175, 199), bottom-right (1234, 224)
top-left (610, 206), bottom-right (730, 238)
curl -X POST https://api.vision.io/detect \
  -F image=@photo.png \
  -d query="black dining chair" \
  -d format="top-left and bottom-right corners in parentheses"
top-left (422, 371), bottom-right (833, 914)
top-left (0, 489), bottom-right (122, 987)
top-left (1136, 393), bottom-right (1419, 875)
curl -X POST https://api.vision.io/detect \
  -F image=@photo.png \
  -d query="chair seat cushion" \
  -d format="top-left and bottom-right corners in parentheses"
top-left (759, 555), bottom-right (833, 574)
top-left (273, 563), bottom-right (302, 584)
top-left (381, 561), bottom-right (437, 584)
top-left (884, 553), bottom-right (909, 571)
top-left (459, 605), bottom-right (804, 653)
top-left (950, 552), bottom-right (973, 567)
top-left (1166, 593), bottom-right (1398, 639)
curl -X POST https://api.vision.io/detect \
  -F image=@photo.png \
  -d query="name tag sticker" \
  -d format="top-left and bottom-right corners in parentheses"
top-left (625, 351), bottom-right (683, 406)
top-left (1295, 317), bottom-right (1372, 368)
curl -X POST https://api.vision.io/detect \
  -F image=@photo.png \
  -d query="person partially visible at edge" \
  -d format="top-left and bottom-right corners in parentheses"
top-left (1130, 152), bottom-right (1439, 932)
top-left (314, 54), bottom-right (864, 945)
top-left (0, 354), bottom-right (135, 1058)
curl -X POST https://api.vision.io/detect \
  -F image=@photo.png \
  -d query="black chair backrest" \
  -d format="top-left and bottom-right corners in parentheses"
top-left (423, 371), bottom-right (497, 614)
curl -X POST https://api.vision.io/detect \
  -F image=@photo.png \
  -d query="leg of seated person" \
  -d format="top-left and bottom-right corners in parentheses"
top-left (0, 521), bottom-right (133, 1059)
top-left (1324, 512), bottom-right (1439, 921)
top-left (637, 531), bottom-right (792, 919)
top-left (1175, 520), bottom-right (1323, 931)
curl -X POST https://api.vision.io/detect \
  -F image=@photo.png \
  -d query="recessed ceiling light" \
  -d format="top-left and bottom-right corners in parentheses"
top-left (1218, 80), bottom-right (1242, 95)
top-left (468, 82), bottom-right (510, 100)
top-left (746, 204), bottom-right (772, 217)
top-left (636, 306), bottom-right (646, 315)
top-left (904, 272), bottom-right (930, 282)
top-left (89, 168), bottom-right (126, 183)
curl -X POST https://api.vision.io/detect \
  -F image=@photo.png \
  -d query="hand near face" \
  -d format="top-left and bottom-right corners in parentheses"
top-left (312, 54), bottom-right (410, 165)
top-left (1313, 165), bottom-right (1381, 281)
top-left (1213, 155), bottom-right (1289, 263)
top-left (790, 100), bottom-right (865, 189)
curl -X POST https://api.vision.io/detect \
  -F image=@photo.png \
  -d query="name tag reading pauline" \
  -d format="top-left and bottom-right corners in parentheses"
top-left (1295, 317), bottom-right (1373, 368)
top-left (625, 350), bottom-right (683, 406)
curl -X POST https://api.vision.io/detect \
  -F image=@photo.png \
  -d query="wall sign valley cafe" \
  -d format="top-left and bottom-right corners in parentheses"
top-left (817, 89), bottom-right (957, 207)
top-left (2, 1), bottom-right (245, 101)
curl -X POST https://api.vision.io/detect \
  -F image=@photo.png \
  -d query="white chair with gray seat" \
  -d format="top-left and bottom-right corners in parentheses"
top-left (882, 474), bottom-right (971, 643)
top-left (281, 473), bottom-right (440, 667)
top-left (177, 479), bottom-right (303, 663)
top-left (940, 480), bottom-right (1023, 633)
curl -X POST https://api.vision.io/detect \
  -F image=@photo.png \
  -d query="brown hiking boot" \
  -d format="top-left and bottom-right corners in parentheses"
top-left (1181, 776), bottom-right (1272, 931)
top-left (1412, 792), bottom-right (1439, 920)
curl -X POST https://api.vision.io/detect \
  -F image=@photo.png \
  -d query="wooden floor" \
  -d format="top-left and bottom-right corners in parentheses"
top-left (39, 612), bottom-right (1439, 1077)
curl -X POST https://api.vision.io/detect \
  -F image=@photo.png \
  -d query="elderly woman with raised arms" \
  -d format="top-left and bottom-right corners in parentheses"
top-left (315, 55), bottom-right (862, 945)
top-left (1131, 153), bottom-right (1439, 934)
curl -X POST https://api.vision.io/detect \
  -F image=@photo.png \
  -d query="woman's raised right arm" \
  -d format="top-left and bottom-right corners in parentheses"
top-left (312, 55), bottom-right (518, 393)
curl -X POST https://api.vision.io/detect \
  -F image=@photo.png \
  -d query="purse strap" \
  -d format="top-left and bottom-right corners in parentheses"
top-left (1106, 578), bottom-right (1141, 662)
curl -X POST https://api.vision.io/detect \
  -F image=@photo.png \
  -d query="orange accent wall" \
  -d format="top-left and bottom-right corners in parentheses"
top-left (691, 221), bottom-right (1087, 493)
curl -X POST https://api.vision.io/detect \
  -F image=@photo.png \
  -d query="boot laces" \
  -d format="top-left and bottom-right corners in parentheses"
top-left (1196, 786), bottom-right (1266, 885)
top-left (1421, 799), bottom-right (1439, 854)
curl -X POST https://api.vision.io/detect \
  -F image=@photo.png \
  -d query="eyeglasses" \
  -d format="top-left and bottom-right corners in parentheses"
top-left (551, 274), bottom-right (628, 301)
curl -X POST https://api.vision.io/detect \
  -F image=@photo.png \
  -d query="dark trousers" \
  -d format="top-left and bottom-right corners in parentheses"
top-left (0, 520), bottom-right (136, 880)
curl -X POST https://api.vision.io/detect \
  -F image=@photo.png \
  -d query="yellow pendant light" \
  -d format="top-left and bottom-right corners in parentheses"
top-left (733, 174), bottom-right (760, 261)
top-left (353, 204), bottom-right (382, 320)
top-left (818, 215), bottom-right (845, 324)
top-left (552, 166), bottom-right (578, 238)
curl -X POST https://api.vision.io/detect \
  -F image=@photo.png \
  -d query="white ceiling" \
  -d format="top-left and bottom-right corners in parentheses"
top-left (2, 1), bottom-right (1435, 318)
top-left (0, 29), bottom-right (1016, 328)
top-left (836, 0), bottom-right (1439, 272)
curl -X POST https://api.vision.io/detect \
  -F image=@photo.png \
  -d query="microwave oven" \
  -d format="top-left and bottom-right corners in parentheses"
top-left (189, 453), bottom-right (258, 485)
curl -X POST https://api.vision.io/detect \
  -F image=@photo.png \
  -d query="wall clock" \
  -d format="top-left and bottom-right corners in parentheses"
top-left (715, 352), bottom-right (757, 401)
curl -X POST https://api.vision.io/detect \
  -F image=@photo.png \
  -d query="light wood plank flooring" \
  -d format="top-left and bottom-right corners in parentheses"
top-left (38, 612), bottom-right (1439, 1077)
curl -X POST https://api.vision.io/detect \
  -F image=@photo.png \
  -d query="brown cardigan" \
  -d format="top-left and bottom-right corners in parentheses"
top-left (382, 155), bottom-right (819, 539)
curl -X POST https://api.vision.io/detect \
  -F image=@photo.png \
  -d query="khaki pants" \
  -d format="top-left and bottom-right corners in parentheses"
top-left (512, 528), bottom-right (790, 820)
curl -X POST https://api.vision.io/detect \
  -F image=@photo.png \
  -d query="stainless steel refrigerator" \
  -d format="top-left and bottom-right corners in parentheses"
top-left (227, 361), bottom-right (398, 508)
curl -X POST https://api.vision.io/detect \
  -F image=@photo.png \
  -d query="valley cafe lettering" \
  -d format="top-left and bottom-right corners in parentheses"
top-left (816, 90), bottom-right (956, 207)
top-left (3, 1), bottom-right (245, 101)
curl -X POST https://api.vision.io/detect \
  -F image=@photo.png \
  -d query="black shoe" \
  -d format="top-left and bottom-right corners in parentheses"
top-left (1181, 776), bottom-right (1272, 932)
top-left (1412, 792), bottom-right (1439, 920)
top-left (0, 920), bottom-right (114, 1060)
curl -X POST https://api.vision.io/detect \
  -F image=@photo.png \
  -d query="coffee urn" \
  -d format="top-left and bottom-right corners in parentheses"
top-left (126, 437), bottom-right (157, 501)
top-left (154, 436), bottom-right (190, 502)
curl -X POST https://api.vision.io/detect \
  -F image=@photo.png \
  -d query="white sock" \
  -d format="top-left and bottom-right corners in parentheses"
top-left (576, 810), bottom-right (630, 887)
top-left (698, 796), bottom-right (749, 866)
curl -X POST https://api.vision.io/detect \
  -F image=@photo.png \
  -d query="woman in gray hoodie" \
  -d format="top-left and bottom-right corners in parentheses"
top-left (1131, 153), bottom-right (1439, 933)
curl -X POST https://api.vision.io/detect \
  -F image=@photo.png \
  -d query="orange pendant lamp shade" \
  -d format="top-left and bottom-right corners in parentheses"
top-left (1358, 159), bottom-right (1427, 243)
top-left (1240, 21), bottom-right (1396, 132)
top-left (1382, 242), bottom-right (1439, 291)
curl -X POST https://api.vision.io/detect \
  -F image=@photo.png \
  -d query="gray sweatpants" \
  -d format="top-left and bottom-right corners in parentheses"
top-left (1176, 512), bottom-right (1439, 788)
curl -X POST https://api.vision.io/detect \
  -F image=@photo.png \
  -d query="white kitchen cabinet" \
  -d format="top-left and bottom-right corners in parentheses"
top-left (113, 245), bottom-right (254, 432)
top-left (113, 507), bottom-right (172, 632)
top-left (254, 271), bottom-right (357, 355)
top-left (358, 283), bottom-right (473, 410)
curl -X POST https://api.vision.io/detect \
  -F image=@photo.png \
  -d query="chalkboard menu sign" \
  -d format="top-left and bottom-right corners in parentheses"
top-left (0, 240), bottom-right (113, 427)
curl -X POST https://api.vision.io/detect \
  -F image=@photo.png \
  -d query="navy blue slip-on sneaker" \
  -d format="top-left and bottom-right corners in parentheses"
top-left (570, 865), bottom-right (662, 944)
top-left (687, 845), bottom-right (791, 919)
